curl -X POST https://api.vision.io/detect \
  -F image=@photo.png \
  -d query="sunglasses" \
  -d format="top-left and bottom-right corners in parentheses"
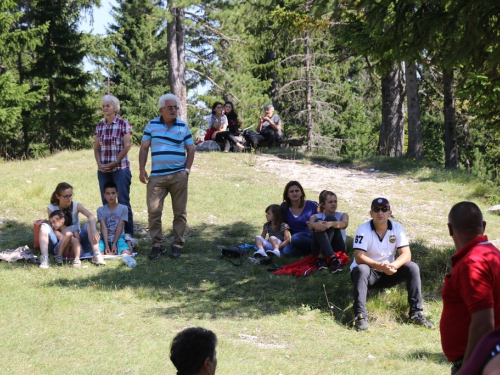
top-left (372, 206), bottom-right (389, 213)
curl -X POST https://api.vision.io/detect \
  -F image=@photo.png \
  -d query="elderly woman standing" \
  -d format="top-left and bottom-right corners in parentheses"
top-left (245, 104), bottom-right (283, 149)
top-left (94, 95), bottom-right (135, 243)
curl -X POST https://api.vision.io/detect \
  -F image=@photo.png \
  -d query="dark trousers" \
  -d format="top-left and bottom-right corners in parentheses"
top-left (245, 127), bottom-right (281, 149)
top-left (215, 131), bottom-right (240, 152)
top-left (311, 215), bottom-right (345, 258)
top-left (350, 262), bottom-right (423, 318)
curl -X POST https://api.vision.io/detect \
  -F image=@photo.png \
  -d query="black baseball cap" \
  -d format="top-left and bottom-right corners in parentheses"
top-left (371, 198), bottom-right (390, 208)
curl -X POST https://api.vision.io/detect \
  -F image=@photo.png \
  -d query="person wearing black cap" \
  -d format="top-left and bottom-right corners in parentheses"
top-left (350, 198), bottom-right (434, 331)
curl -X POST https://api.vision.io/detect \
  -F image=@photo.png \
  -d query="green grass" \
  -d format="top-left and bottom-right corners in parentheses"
top-left (1, 147), bottom-right (499, 374)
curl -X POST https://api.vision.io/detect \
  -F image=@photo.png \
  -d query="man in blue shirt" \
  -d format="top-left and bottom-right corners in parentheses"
top-left (139, 94), bottom-right (195, 260)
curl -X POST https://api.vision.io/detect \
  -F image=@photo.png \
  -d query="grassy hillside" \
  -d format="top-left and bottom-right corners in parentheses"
top-left (1, 147), bottom-right (498, 375)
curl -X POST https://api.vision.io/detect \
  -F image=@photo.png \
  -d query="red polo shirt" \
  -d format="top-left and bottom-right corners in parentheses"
top-left (440, 235), bottom-right (500, 362)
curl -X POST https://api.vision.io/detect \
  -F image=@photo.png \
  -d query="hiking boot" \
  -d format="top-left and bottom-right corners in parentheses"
top-left (54, 254), bottom-right (63, 266)
top-left (330, 257), bottom-right (342, 274)
top-left (148, 246), bottom-right (166, 260)
top-left (316, 257), bottom-right (328, 271)
top-left (409, 313), bottom-right (435, 329)
top-left (39, 256), bottom-right (50, 269)
top-left (73, 259), bottom-right (82, 268)
top-left (92, 253), bottom-right (106, 266)
top-left (265, 249), bottom-right (281, 258)
top-left (253, 249), bottom-right (267, 258)
top-left (170, 246), bottom-right (182, 259)
top-left (354, 314), bottom-right (371, 331)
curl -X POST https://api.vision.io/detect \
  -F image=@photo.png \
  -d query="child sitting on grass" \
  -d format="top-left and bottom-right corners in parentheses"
top-left (308, 190), bottom-right (349, 274)
top-left (254, 204), bottom-right (291, 258)
top-left (49, 210), bottom-right (82, 268)
top-left (97, 181), bottom-right (132, 256)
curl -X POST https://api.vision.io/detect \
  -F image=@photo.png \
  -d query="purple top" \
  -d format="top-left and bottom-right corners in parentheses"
top-left (281, 200), bottom-right (318, 235)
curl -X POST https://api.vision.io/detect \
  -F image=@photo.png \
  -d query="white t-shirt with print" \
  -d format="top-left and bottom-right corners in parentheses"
top-left (350, 219), bottom-right (409, 271)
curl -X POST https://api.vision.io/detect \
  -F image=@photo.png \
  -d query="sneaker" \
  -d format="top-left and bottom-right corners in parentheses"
top-left (265, 249), bottom-right (281, 258)
top-left (92, 253), bottom-right (106, 266)
top-left (148, 246), bottom-right (166, 260)
top-left (354, 314), bottom-right (371, 331)
top-left (253, 249), bottom-right (267, 258)
top-left (170, 246), bottom-right (182, 259)
top-left (124, 233), bottom-right (138, 248)
top-left (54, 254), bottom-right (63, 266)
top-left (330, 257), bottom-right (342, 274)
top-left (73, 259), bottom-right (82, 268)
top-left (39, 256), bottom-right (50, 269)
top-left (409, 313), bottom-right (435, 329)
top-left (316, 257), bottom-right (328, 271)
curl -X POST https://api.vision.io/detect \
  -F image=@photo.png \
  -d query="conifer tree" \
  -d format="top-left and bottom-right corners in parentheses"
top-left (106, 0), bottom-right (169, 134)
top-left (22, 0), bottom-right (96, 153)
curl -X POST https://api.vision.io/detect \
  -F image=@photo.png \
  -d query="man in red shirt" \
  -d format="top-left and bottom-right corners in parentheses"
top-left (440, 201), bottom-right (500, 374)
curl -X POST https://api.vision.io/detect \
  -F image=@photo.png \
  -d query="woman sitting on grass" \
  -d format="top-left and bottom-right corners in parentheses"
top-left (253, 204), bottom-right (291, 258)
top-left (37, 182), bottom-right (106, 269)
top-left (280, 181), bottom-right (319, 256)
top-left (308, 190), bottom-right (348, 274)
top-left (48, 210), bottom-right (82, 267)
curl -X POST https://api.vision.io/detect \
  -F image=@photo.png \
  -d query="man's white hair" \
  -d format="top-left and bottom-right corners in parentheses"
top-left (158, 94), bottom-right (180, 109)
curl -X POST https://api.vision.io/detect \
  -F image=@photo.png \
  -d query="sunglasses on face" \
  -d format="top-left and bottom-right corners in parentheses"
top-left (372, 206), bottom-right (389, 213)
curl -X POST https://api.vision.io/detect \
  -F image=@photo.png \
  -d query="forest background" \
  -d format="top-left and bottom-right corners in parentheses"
top-left (2, 0), bottom-right (500, 193)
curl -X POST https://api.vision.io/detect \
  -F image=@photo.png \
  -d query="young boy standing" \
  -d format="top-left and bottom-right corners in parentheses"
top-left (97, 182), bottom-right (132, 256)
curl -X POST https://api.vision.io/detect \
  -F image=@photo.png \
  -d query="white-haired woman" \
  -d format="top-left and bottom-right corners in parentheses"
top-left (245, 104), bottom-right (283, 149)
top-left (94, 94), bottom-right (135, 245)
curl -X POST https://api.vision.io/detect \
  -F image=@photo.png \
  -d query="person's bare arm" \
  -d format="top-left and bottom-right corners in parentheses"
top-left (185, 144), bottom-right (195, 170)
top-left (328, 213), bottom-right (349, 229)
top-left (390, 246), bottom-right (412, 270)
top-left (462, 308), bottom-right (495, 365)
top-left (354, 249), bottom-right (396, 275)
top-left (279, 230), bottom-right (291, 249)
top-left (77, 203), bottom-right (100, 244)
top-left (139, 140), bottom-right (151, 184)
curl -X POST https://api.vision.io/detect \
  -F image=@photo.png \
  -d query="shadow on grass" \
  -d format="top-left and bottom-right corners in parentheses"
top-left (394, 350), bottom-right (449, 366)
top-left (1, 219), bottom-right (450, 324)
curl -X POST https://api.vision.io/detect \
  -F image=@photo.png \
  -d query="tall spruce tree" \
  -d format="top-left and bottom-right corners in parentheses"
top-left (22, 0), bottom-right (96, 153)
top-left (0, 0), bottom-right (47, 159)
top-left (106, 0), bottom-right (169, 135)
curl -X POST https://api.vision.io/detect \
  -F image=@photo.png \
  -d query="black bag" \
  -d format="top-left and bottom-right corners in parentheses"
top-left (220, 246), bottom-right (250, 266)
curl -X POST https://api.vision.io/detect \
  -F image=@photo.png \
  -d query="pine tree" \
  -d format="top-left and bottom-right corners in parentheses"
top-left (0, 0), bottom-right (47, 158)
top-left (22, 0), bottom-right (96, 153)
top-left (105, 0), bottom-right (169, 135)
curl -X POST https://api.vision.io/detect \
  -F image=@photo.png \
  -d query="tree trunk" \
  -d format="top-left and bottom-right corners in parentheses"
top-left (49, 80), bottom-right (55, 153)
top-left (443, 68), bottom-right (459, 169)
top-left (405, 61), bottom-right (424, 160)
top-left (305, 30), bottom-right (312, 152)
top-left (378, 63), bottom-right (405, 156)
top-left (167, 5), bottom-right (187, 121)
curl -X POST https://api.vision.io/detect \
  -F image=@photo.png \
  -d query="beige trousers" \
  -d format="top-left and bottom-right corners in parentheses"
top-left (146, 171), bottom-right (188, 248)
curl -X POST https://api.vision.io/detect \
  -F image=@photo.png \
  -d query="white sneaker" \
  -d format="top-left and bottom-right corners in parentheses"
top-left (92, 253), bottom-right (106, 266)
top-left (253, 249), bottom-right (267, 258)
top-left (124, 233), bottom-right (138, 248)
top-left (39, 256), bottom-right (50, 269)
top-left (266, 249), bottom-right (281, 258)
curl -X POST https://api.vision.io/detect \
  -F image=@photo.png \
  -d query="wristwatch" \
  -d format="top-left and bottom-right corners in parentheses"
top-left (185, 168), bottom-right (190, 174)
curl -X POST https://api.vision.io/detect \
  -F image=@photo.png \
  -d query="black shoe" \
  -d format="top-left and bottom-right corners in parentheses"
top-left (330, 257), bottom-right (342, 274)
top-left (316, 257), bottom-right (328, 271)
top-left (354, 314), bottom-right (371, 331)
top-left (148, 246), bottom-right (166, 260)
top-left (170, 246), bottom-right (182, 259)
top-left (409, 313), bottom-right (435, 329)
